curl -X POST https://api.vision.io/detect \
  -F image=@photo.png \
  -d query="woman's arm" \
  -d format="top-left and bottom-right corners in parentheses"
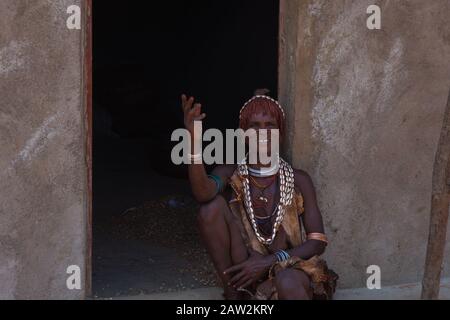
top-left (182, 94), bottom-right (233, 203)
top-left (188, 163), bottom-right (234, 203)
top-left (275, 169), bottom-right (327, 261)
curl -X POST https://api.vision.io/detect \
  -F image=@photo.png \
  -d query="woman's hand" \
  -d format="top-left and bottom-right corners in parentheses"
top-left (223, 250), bottom-right (276, 289)
top-left (181, 94), bottom-right (206, 135)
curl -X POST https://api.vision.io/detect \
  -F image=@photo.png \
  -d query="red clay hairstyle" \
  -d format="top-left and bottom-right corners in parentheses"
top-left (239, 95), bottom-right (286, 137)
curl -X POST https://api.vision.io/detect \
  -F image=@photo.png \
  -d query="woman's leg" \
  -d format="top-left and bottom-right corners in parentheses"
top-left (197, 195), bottom-right (249, 299)
top-left (275, 269), bottom-right (313, 300)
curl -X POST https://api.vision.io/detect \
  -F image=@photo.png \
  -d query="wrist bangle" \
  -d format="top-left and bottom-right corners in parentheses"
top-left (188, 153), bottom-right (202, 164)
top-left (275, 249), bottom-right (290, 263)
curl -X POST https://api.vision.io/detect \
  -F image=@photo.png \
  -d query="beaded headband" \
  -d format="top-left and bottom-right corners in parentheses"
top-left (239, 95), bottom-right (286, 120)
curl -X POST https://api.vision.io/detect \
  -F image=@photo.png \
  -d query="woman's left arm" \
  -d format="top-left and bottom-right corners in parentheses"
top-left (282, 169), bottom-right (327, 259)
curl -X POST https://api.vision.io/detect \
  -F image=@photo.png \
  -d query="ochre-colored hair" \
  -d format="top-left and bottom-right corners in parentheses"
top-left (239, 96), bottom-right (285, 137)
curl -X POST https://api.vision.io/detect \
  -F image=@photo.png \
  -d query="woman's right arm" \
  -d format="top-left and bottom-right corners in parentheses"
top-left (182, 94), bottom-right (231, 203)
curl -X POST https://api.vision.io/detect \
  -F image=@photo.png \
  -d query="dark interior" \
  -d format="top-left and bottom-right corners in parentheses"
top-left (92, 0), bottom-right (279, 298)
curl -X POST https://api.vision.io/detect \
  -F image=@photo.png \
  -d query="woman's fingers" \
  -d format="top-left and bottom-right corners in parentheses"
top-left (191, 103), bottom-right (201, 116)
top-left (239, 278), bottom-right (254, 289)
top-left (183, 96), bottom-right (195, 113)
top-left (185, 100), bottom-right (199, 115)
top-left (182, 95), bottom-right (205, 120)
top-left (183, 97), bottom-right (201, 127)
top-left (229, 270), bottom-right (246, 286)
top-left (188, 104), bottom-right (203, 121)
top-left (193, 113), bottom-right (206, 121)
top-left (235, 275), bottom-right (251, 288)
top-left (181, 94), bottom-right (188, 111)
top-left (224, 262), bottom-right (244, 275)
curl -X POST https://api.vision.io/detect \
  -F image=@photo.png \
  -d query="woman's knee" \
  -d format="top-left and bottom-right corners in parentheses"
top-left (197, 196), bottom-right (227, 225)
top-left (275, 269), bottom-right (312, 300)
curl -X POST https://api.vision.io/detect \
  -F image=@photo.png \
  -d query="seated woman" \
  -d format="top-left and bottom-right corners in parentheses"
top-left (180, 91), bottom-right (338, 300)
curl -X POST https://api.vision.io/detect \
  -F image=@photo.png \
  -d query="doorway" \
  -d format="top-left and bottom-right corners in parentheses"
top-left (91, 0), bottom-right (279, 298)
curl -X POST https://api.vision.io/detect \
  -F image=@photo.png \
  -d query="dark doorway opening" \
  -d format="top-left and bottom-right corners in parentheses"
top-left (92, 1), bottom-right (279, 298)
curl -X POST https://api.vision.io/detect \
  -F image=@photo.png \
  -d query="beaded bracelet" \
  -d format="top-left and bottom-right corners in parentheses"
top-left (275, 249), bottom-right (290, 263)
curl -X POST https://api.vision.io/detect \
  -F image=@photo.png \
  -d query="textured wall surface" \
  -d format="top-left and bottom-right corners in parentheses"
top-left (280, 0), bottom-right (450, 288)
top-left (0, 0), bottom-right (87, 299)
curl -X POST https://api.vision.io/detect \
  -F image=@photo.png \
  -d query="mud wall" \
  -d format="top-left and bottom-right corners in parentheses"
top-left (280, 0), bottom-right (450, 288)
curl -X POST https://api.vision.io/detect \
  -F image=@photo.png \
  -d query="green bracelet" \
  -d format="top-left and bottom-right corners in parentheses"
top-left (208, 174), bottom-right (224, 194)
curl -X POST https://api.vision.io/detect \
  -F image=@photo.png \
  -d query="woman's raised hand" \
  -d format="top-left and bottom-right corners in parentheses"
top-left (181, 94), bottom-right (206, 135)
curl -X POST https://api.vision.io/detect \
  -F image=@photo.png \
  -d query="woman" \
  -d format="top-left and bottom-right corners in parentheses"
top-left (181, 92), bottom-right (337, 300)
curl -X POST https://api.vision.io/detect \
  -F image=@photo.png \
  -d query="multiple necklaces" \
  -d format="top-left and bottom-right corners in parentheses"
top-left (249, 175), bottom-right (276, 205)
top-left (238, 156), bottom-right (295, 245)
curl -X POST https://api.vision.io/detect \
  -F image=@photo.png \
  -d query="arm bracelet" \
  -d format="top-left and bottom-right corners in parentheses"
top-left (307, 233), bottom-right (328, 244)
top-left (207, 174), bottom-right (224, 194)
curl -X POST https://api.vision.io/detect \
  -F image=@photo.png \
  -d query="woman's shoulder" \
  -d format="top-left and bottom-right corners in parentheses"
top-left (292, 168), bottom-right (315, 193)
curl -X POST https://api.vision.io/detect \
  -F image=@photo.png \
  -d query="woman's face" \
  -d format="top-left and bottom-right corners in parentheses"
top-left (247, 112), bottom-right (279, 132)
top-left (246, 112), bottom-right (280, 163)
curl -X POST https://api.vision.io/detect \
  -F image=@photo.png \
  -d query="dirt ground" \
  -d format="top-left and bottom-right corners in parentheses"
top-left (92, 135), bottom-right (219, 298)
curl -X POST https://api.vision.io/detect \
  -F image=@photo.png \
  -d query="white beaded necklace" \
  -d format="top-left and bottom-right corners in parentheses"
top-left (238, 156), bottom-right (295, 245)
top-left (248, 162), bottom-right (280, 177)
